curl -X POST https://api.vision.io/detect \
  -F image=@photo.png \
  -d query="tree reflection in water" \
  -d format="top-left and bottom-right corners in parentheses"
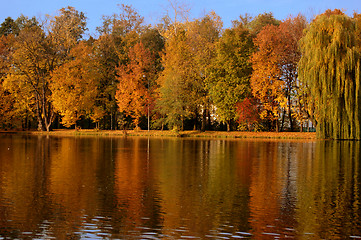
top-left (0, 135), bottom-right (360, 239)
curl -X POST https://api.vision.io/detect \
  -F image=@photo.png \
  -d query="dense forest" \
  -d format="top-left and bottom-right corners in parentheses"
top-left (0, 5), bottom-right (360, 138)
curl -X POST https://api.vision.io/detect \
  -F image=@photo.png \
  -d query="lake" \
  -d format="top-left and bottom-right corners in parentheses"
top-left (0, 134), bottom-right (360, 239)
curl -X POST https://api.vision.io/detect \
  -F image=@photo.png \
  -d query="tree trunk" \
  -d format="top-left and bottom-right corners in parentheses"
top-left (207, 109), bottom-right (211, 130)
top-left (201, 108), bottom-right (207, 132)
top-left (275, 119), bottom-right (279, 132)
top-left (226, 120), bottom-right (230, 132)
top-left (111, 112), bottom-right (113, 130)
top-left (288, 96), bottom-right (293, 131)
top-left (280, 109), bottom-right (286, 132)
top-left (193, 113), bottom-right (197, 130)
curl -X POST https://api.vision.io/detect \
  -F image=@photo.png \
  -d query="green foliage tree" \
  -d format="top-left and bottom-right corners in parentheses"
top-left (0, 15), bottom-right (38, 37)
top-left (234, 12), bottom-right (280, 35)
top-left (299, 10), bottom-right (361, 139)
top-left (207, 24), bottom-right (254, 131)
top-left (157, 26), bottom-right (193, 130)
top-left (157, 12), bottom-right (222, 131)
top-left (0, 17), bottom-right (19, 36)
top-left (187, 12), bottom-right (222, 131)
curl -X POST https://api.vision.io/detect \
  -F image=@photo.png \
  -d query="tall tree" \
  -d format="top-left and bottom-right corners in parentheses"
top-left (299, 10), bottom-right (361, 139)
top-left (3, 7), bottom-right (87, 131)
top-left (234, 12), bottom-right (280, 35)
top-left (0, 35), bottom-right (17, 129)
top-left (156, 12), bottom-right (222, 131)
top-left (95, 4), bottom-right (145, 129)
top-left (251, 24), bottom-right (285, 132)
top-left (157, 26), bottom-right (194, 130)
top-left (251, 15), bottom-right (307, 131)
top-left (187, 12), bottom-right (222, 131)
top-left (207, 24), bottom-right (254, 131)
top-left (4, 25), bottom-right (55, 131)
top-left (115, 42), bottom-right (154, 128)
top-left (50, 42), bottom-right (100, 128)
top-left (49, 6), bottom-right (87, 57)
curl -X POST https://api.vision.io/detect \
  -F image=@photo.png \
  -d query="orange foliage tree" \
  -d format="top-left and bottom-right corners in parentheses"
top-left (115, 42), bottom-right (154, 129)
top-left (251, 15), bottom-right (306, 132)
top-left (236, 97), bottom-right (260, 131)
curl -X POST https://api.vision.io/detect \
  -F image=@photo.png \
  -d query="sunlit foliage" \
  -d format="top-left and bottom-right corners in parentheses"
top-left (299, 10), bottom-right (361, 139)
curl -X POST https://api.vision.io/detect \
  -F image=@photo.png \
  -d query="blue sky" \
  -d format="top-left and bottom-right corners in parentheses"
top-left (1, 0), bottom-right (360, 36)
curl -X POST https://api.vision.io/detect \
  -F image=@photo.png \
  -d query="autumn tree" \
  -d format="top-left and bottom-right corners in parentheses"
top-left (156, 26), bottom-right (193, 130)
top-left (50, 41), bottom-right (100, 128)
top-left (49, 6), bottom-right (87, 57)
top-left (299, 10), bottom-right (361, 139)
top-left (156, 12), bottom-right (222, 131)
top-left (115, 42), bottom-right (154, 129)
top-left (251, 14), bottom-right (306, 132)
top-left (233, 12), bottom-right (280, 35)
top-left (4, 25), bottom-right (55, 131)
top-left (3, 7), bottom-right (87, 131)
top-left (0, 34), bottom-right (17, 129)
top-left (95, 4), bottom-right (145, 129)
top-left (207, 23), bottom-right (254, 131)
top-left (236, 97), bottom-right (260, 131)
top-left (187, 12), bottom-right (222, 131)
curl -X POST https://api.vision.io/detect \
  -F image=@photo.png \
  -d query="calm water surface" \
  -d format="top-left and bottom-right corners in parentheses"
top-left (0, 134), bottom-right (360, 239)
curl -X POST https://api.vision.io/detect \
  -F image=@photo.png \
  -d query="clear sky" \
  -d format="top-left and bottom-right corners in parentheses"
top-left (1, 0), bottom-right (360, 36)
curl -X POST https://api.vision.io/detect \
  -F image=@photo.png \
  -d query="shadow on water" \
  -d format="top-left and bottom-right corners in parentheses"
top-left (0, 135), bottom-right (360, 239)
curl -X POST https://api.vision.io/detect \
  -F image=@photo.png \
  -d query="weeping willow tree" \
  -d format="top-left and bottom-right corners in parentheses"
top-left (299, 10), bottom-right (361, 139)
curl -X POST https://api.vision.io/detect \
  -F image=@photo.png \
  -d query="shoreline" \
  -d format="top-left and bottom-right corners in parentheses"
top-left (0, 129), bottom-right (317, 140)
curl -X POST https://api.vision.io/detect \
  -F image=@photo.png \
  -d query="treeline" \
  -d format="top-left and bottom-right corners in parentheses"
top-left (0, 6), bottom-right (360, 138)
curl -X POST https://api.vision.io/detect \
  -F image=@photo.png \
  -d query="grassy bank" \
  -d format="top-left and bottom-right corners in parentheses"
top-left (16, 129), bottom-right (317, 140)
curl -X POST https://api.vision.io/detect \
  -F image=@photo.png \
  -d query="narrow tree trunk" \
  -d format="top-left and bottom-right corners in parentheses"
top-left (35, 94), bottom-right (45, 131)
top-left (194, 111), bottom-right (198, 130)
top-left (207, 109), bottom-right (211, 130)
top-left (111, 112), bottom-right (113, 130)
top-left (226, 120), bottom-right (230, 132)
top-left (280, 109), bottom-right (286, 132)
top-left (201, 108), bottom-right (207, 132)
top-left (288, 96), bottom-right (293, 131)
top-left (181, 117), bottom-right (184, 131)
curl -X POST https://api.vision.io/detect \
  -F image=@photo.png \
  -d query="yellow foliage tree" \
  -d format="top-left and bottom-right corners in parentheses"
top-left (50, 42), bottom-right (100, 128)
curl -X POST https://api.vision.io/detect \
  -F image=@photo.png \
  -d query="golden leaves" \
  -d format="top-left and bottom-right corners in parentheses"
top-left (50, 42), bottom-right (100, 127)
